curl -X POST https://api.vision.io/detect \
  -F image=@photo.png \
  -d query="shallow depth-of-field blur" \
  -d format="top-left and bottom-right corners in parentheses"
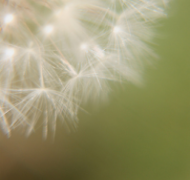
top-left (0, 0), bottom-right (190, 179)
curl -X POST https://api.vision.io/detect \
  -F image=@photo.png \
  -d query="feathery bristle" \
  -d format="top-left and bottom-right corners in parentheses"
top-left (0, 0), bottom-right (169, 137)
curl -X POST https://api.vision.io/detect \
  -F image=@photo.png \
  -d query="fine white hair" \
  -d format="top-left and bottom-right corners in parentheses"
top-left (0, 0), bottom-right (169, 138)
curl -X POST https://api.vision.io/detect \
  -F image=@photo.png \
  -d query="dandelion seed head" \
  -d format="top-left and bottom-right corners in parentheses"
top-left (0, 0), bottom-right (170, 137)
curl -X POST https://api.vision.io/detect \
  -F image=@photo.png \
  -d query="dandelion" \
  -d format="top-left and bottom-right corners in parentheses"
top-left (0, 0), bottom-right (169, 138)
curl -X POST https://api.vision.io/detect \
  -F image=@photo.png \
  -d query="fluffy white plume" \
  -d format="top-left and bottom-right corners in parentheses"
top-left (0, 0), bottom-right (169, 138)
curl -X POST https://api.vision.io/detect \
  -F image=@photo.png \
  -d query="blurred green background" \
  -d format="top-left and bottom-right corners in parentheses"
top-left (0, 0), bottom-right (190, 179)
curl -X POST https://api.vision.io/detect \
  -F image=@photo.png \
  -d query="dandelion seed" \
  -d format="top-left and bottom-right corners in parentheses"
top-left (4, 48), bottom-right (15, 58)
top-left (80, 43), bottom-right (88, 51)
top-left (113, 26), bottom-right (121, 34)
top-left (44, 25), bottom-right (54, 35)
top-left (4, 14), bottom-right (14, 24)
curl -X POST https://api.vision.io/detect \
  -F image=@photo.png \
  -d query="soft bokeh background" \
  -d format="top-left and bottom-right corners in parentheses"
top-left (0, 0), bottom-right (190, 179)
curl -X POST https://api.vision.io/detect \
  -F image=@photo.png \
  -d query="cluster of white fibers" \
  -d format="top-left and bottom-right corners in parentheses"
top-left (0, 0), bottom-right (169, 138)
